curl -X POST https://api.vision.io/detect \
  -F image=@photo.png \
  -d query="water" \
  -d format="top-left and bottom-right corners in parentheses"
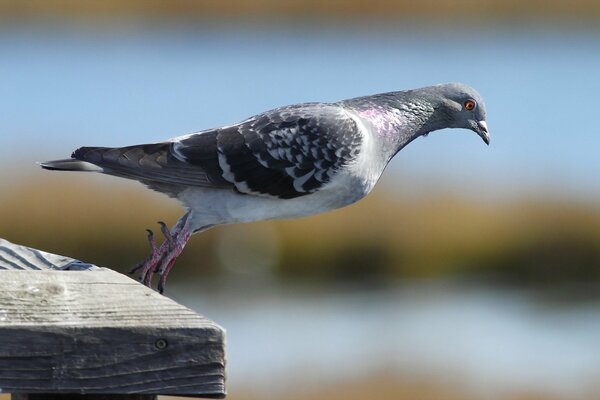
top-left (1, 22), bottom-right (600, 199)
top-left (171, 279), bottom-right (600, 398)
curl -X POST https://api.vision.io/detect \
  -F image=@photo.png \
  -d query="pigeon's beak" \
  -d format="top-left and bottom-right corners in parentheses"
top-left (474, 120), bottom-right (490, 145)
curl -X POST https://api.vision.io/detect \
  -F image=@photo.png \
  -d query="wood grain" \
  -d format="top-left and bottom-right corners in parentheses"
top-left (0, 239), bottom-right (226, 398)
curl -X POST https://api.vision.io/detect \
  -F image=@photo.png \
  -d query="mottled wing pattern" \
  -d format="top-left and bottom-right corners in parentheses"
top-left (173, 103), bottom-right (362, 199)
top-left (71, 104), bottom-right (362, 199)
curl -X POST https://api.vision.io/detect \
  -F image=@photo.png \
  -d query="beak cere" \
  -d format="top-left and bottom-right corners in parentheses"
top-left (476, 120), bottom-right (490, 145)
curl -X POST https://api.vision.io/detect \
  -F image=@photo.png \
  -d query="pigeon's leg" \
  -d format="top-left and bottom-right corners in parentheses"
top-left (131, 212), bottom-right (213, 293)
top-left (155, 213), bottom-right (195, 294)
top-left (156, 225), bottom-right (215, 293)
top-left (130, 217), bottom-right (187, 288)
top-left (129, 229), bottom-right (163, 285)
top-left (157, 221), bottom-right (175, 247)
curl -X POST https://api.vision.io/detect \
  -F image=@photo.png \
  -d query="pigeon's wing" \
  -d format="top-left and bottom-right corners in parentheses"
top-left (173, 103), bottom-right (362, 199)
top-left (68, 142), bottom-right (233, 197)
top-left (69, 103), bottom-right (362, 199)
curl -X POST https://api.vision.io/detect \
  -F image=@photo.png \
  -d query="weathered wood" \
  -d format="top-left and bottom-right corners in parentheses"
top-left (0, 239), bottom-right (98, 271)
top-left (12, 394), bottom-right (157, 400)
top-left (0, 239), bottom-right (226, 398)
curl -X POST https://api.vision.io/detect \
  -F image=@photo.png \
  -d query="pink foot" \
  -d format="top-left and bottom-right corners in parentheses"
top-left (129, 228), bottom-right (163, 285)
top-left (157, 228), bottom-right (192, 294)
top-left (130, 213), bottom-right (192, 293)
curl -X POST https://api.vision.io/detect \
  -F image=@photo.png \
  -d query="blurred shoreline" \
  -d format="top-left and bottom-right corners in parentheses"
top-left (1, 176), bottom-right (598, 287)
top-left (1, 0), bottom-right (600, 23)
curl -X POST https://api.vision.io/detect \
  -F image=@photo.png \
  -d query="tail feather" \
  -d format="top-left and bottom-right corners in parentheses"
top-left (39, 158), bottom-right (104, 172)
top-left (40, 146), bottom-right (114, 172)
top-left (40, 144), bottom-right (219, 192)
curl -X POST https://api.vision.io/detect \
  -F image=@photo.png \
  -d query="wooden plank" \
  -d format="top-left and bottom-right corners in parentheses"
top-left (0, 240), bottom-right (226, 398)
top-left (0, 239), bottom-right (98, 271)
top-left (12, 394), bottom-right (157, 400)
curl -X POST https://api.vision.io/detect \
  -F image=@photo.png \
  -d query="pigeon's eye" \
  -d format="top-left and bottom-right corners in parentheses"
top-left (464, 100), bottom-right (476, 111)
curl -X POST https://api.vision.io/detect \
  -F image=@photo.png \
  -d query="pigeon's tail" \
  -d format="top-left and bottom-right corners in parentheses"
top-left (39, 158), bottom-right (104, 172)
top-left (41, 145), bottom-right (142, 173)
top-left (41, 144), bottom-right (219, 196)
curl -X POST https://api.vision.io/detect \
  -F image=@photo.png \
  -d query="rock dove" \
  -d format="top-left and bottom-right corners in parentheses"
top-left (40, 82), bottom-right (489, 293)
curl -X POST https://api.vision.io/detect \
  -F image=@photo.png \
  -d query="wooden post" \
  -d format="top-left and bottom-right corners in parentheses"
top-left (0, 239), bottom-right (226, 399)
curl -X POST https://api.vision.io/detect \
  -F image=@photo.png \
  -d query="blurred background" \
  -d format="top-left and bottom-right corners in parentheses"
top-left (1, 1), bottom-right (600, 399)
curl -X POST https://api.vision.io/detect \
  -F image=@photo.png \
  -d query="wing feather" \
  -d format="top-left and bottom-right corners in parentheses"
top-left (70, 103), bottom-right (363, 199)
top-left (176, 103), bottom-right (363, 199)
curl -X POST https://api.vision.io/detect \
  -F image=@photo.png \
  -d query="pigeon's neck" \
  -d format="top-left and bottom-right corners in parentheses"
top-left (342, 95), bottom-right (436, 159)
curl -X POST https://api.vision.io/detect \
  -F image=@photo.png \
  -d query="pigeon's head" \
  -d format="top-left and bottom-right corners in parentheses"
top-left (425, 83), bottom-right (490, 145)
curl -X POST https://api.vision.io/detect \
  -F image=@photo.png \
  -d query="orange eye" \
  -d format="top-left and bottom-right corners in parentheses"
top-left (464, 100), bottom-right (476, 111)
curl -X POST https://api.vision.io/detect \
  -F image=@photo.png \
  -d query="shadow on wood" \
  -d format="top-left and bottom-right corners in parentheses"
top-left (0, 239), bottom-right (226, 399)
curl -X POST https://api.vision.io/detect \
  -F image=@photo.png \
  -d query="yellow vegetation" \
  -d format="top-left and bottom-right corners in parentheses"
top-left (1, 175), bottom-right (599, 285)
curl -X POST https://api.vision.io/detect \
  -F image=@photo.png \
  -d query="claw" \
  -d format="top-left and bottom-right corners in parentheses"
top-left (129, 228), bottom-right (158, 275)
top-left (157, 260), bottom-right (175, 294)
top-left (129, 262), bottom-right (143, 275)
top-left (157, 276), bottom-right (166, 294)
top-left (157, 221), bottom-right (168, 233)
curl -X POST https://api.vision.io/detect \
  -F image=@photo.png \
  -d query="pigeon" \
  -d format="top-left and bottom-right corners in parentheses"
top-left (40, 82), bottom-right (489, 293)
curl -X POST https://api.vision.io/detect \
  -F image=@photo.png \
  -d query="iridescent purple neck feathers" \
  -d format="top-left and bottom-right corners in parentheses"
top-left (341, 95), bottom-right (435, 158)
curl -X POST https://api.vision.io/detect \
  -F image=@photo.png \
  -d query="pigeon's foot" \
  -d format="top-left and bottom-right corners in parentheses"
top-left (130, 212), bottom-right (192, 293)
top-left (157, 227), bottom-right (192, 294)
top-left (129, 229), bottom-right (160, 281)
